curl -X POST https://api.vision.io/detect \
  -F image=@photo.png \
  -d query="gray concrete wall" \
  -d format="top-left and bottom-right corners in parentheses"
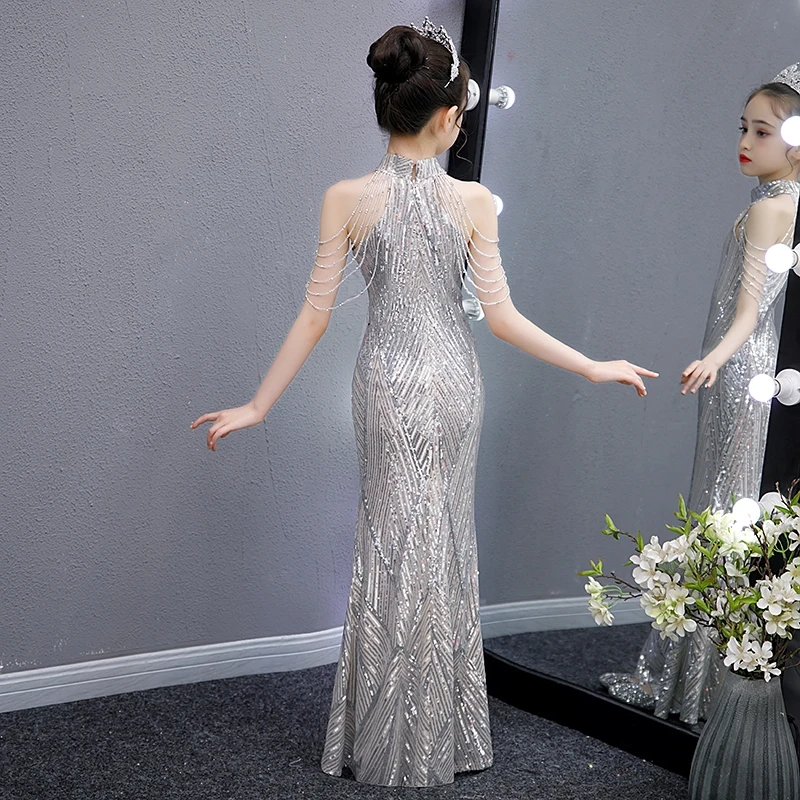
top-left (475, 0), bottom-right (800, 604)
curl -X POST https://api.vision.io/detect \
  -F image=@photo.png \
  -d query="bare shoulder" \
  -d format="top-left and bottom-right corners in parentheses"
top-left (318, 172), bottom-right (377, 234)
top-left (448, 176), bottom-right (493, 207)
top-left (446, 178), bottom-right (496, 231)
top-left (749, 192), bottom-right (796, 226)
top-left (323, 173), bottom-right (373, 207)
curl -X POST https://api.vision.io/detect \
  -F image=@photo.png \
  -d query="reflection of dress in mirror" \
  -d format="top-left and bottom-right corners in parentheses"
top-left (601, 72), bottom-right (800, 725)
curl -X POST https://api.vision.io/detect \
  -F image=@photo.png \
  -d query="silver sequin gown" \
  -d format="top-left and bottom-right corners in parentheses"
top-left (617, 179), bottom-right (799, 724)
top-left (317, 154), bottom-right (495, 786)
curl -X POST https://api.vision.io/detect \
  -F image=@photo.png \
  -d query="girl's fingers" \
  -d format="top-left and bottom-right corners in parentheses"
top-left (690, 370), bottom-right (708, 393)
top-left (681, 361), bottom-right (700, 381)
top-left (207, 420), bottom-right (224, 448)
top-left (191, 412), bottom-right (219, 428)
top-left (681, 364), bottom-right (706, 394)
top-left (211, 424), bottom-right (230, 446)
top-left (633, 365), bottom-right (659, 378)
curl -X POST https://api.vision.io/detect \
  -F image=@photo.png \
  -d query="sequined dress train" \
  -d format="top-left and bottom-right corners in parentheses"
top-left (308, 153), bottom-right (506, 786)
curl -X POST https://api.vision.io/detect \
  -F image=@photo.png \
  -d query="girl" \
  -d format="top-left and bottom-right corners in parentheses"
top-left (192, 21), bottom-right (656, 787)
top-left (603, 66), bottom-right (800, 725)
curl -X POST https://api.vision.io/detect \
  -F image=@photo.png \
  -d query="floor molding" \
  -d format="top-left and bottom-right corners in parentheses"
top-left (0, 596), bottom-right (646, 712)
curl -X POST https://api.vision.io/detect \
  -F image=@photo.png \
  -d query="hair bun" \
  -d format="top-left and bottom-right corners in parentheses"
top-left (367, 26), bottom-right (426, 84)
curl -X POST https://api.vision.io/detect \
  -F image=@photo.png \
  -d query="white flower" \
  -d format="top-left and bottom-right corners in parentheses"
top-left (788, 559), bottom-right (800, 583)
top-left (705, 511), bottom-right (739, 540)
top-left (724, 559), bottom-right (748, 580)
top-left (716, 523), bottom-right (759, 559)
top-left (663, 615), bottom-right (697, 639)
top-left (588, 596), bottom-right (614, 626)
top-left (641, 575), bottom-right (696, 640)
top-left (723, 634), bottom-right (782, 680)
top-left (661, 533), bottom-right (696, 565)
top-left (756, 574), bottom-right (800, 637)
top-left (640, 536), bottom-right (668, 563)
top-left (630, 552), bottom-right (669, 590)
top-left (584, 577), bottom-right (604, 598)
top-left (724, 636), bottom-right (750, 671)
top-left (761, 519), bottom-right (790, 547)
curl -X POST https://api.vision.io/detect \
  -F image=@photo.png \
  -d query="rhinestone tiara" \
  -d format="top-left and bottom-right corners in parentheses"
top-left (773, 63), bottom-right (800, 96)
top-left (411, 16), bottom-right (459, 86)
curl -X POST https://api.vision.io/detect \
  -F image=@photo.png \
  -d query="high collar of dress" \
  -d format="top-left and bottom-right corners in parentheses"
top-left (751, 179), bottom-right (800, 203)
top-left (378, 152), bottom-right (444, 181)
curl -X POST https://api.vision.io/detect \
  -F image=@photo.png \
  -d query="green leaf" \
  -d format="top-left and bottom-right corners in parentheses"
top-left (678, 494), bottom-right (687, 519)
top-left (665, 525), bottom-right (684, 535)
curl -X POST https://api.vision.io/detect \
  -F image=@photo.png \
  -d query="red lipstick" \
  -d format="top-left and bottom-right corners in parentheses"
top-left (739, 154), bottom-right (752, 163)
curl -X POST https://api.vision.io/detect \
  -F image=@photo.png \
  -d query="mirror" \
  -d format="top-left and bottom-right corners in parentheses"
top-left (470, 0), bottom-right (800, 748)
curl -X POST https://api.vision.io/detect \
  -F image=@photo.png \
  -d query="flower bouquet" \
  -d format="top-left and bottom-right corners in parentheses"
top-left (581, 490), bottom-right (800, 681)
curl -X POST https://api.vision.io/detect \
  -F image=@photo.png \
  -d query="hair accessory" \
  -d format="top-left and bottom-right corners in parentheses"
top-left (773, 63), bottom-right (800, 96)
top-left (411, 17), bottom-right (459, 86)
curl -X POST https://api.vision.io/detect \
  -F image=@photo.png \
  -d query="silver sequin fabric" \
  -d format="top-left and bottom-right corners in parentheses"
top-left (619, 180), bottom-right (799, 725)
top-left (319, 153), bottom-right (494, 786)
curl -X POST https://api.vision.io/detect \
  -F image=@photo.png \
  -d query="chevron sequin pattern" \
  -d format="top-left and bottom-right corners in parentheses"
top-left (316, 153), bottom-right (502, 786)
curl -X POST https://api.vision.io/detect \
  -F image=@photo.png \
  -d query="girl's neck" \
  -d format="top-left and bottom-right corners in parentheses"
top-left (758, 167), bottom-right (800, 184)
top-left (386, 134), bottom-right (439, 162)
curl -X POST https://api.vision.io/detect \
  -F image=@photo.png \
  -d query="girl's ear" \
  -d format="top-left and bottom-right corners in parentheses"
top-left (789, 145), bottom-right (800, 166)
top-left (442, 104), bottom-right (460, 132)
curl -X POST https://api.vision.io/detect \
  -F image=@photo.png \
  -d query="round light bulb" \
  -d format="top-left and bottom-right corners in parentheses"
top-left (501, 86), bottom-right (516, 109)
top-left (462, 294), bottom-right (485, 321)
top-left (732, 497), bottom-right (762, 527)
top-left (759, 491), bottom-right (784, 514)
top-left (765, 243), bottom-right (796, 274)
top-left (782, 116), bottom-right (800, 146)
top-left (749, 373), bottom-right (778, 403)
top-left (492, 194), bottom-right (504, 215)
top-left (466, 79), bottom-right (480, 112)
top-left (776, 368), bottom-right (800, 406)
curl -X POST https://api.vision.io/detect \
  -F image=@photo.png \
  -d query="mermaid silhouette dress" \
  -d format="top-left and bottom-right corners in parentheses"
top-left (305, 153), bottom-right (508, 786)
top-left (603, 179), bottom-right (799, 724)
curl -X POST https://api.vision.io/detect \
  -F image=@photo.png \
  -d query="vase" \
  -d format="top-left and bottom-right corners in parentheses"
top-left (689, 668), bottom-right (800, 800)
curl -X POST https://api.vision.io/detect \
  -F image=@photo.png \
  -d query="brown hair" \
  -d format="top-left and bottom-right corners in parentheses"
top-left (366, 25), bottom-right (470, 135)
top-left (746, 82), bottom-right (800, 119)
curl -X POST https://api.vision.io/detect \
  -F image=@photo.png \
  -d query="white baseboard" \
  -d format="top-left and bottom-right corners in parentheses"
top-left (0, 596), bottom-right (646, 713)
top-left (480, 596), bottom-right (647, 639)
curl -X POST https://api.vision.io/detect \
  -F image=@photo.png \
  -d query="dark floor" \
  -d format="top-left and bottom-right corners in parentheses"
top-left (0, 652), bottom-right (688, 800)
top-left (485, 622), bottom-right (653, 692)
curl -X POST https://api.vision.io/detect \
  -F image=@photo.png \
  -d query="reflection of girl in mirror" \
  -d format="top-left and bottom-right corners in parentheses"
top-left (191, 19), bottom-right (656, 788)
top-left (603, 66), bottom-right (800, 725)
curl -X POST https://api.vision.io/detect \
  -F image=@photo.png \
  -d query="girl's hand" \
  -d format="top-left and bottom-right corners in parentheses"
top-left (681, 358), bottom-right (719, 395)
top-left (587, 360), bottom-right (659, 397)
top-left (190, 401), bottom-right (265, 451)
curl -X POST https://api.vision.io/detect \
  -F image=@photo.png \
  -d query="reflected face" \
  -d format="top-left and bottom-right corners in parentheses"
top-left (739, 93), bottom-right (793, 181)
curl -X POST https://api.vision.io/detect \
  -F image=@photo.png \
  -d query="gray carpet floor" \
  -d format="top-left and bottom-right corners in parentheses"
top-left (0, 660), bottom-right (688, 800)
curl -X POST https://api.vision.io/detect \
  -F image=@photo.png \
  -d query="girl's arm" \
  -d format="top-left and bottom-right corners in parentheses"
top-left (467, 184), bottom-right (657, 396)
top-left (681, 196), bottom-right (795, 395)
top-left (191, 183), bottom-right (350, 450)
